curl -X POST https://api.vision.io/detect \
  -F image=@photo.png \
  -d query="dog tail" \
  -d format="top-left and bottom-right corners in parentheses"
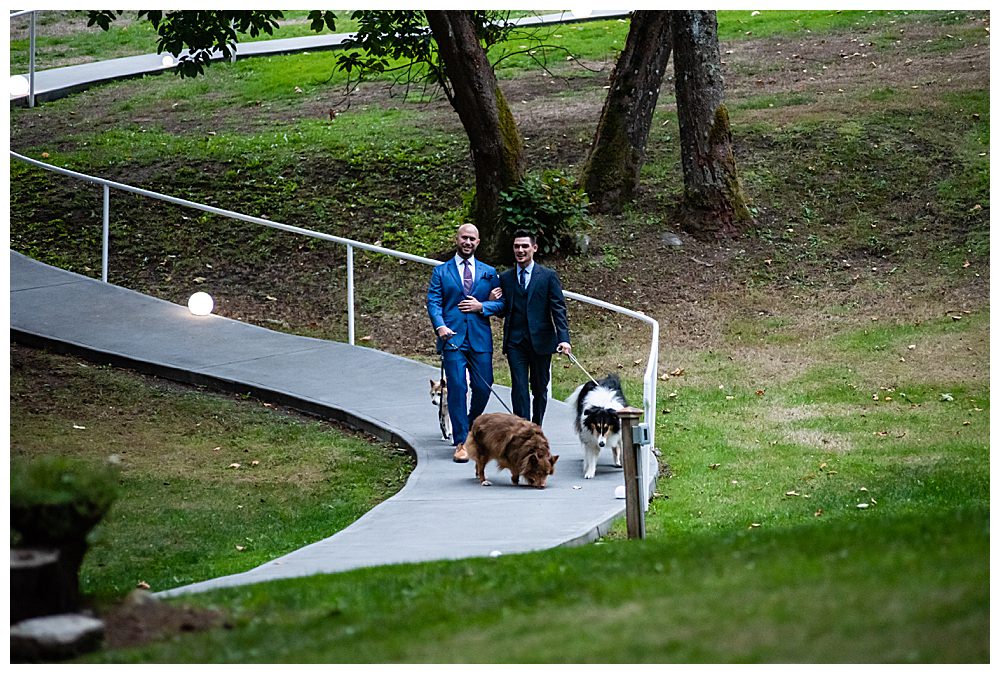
top-left (564, 382), bottom-right (586, 408)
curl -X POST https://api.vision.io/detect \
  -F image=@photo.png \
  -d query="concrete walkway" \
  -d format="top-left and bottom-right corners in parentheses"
top-left (10, 10), bottom-right (631, 105)
top-left (10, 251), bottom-right (631, 597)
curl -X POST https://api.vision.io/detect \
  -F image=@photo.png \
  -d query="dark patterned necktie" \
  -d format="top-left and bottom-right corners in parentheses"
top-left (463, 260), bottom-right (472, 295)
top-left (519, 267), bottom-right (527, 289)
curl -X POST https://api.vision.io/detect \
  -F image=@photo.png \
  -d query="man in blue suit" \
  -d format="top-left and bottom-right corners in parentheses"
top-left (492, 230), bottom-right (571, 427)
top-left (426, 223), bottom-right (503, 463)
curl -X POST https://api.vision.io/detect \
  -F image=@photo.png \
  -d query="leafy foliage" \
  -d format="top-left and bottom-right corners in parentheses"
top-left (497, 170), bottom-right (593, 256)
top-left (335, 10), bottom-right (518, 100)
top-left (87, 10), bottom-right (290, 78)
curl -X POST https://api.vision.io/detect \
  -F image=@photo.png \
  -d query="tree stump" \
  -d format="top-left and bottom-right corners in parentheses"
top-left (10, 548), bottom-right (76, 624)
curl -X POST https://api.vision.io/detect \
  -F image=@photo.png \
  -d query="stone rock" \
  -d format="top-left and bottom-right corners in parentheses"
top-left (10, 613), bottom-right (105, 662)
top-left (124, 589), bottom-right (159, 607)
top-left (661, 231), bottom-right (683, 247)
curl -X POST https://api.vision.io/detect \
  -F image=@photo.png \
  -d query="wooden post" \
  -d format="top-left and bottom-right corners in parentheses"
top-left (617, 406), bottom-right (645, 539)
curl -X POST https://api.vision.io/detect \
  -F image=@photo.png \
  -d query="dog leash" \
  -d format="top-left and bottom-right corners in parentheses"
top-left (559, 345), bottom-right (599, 386)
top-left (441, 335), bottom-right (514, 414)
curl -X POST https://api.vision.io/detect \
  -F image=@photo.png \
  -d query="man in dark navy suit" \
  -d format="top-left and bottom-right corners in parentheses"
top-left (492, 230), bottom-right (571, 427)
top-left (427, 223), bottom-right (504, 462)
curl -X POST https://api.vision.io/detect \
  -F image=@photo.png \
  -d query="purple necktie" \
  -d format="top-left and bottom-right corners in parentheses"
top-left (462, 260), bottom-right (473, 295)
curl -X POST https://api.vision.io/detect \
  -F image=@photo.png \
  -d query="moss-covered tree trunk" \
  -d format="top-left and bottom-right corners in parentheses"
top-left (580, 11), bottom-right (673, 214)
top-left (672, 10), bottom-right (751, 238)
top-left (426, 10), bottom-right (525, 258)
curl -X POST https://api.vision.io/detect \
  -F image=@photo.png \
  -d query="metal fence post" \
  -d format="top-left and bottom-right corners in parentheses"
top-left (102, 185), bottom-right (110, 282)
top-left (346, 243), bottom-right (355, 345)
top-left (28, 11), bottom-right (36, 108)
top-left (618, 406), bottom-right (646, 539)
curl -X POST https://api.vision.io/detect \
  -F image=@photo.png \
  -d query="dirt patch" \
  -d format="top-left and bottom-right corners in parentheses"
top-left (98, 593), bottom-right (227, 651)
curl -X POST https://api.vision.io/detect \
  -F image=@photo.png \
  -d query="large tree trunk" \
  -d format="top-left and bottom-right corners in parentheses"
top-left (672, 10), bottom-right (751, 238)
top-left (425, 10), bottom-right (525, 258)
top-left (580, 11), bottom-right (673, 214)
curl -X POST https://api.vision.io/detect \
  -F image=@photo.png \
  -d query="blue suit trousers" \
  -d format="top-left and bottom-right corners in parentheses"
top-left (442, 345), bottom-right (493, 447)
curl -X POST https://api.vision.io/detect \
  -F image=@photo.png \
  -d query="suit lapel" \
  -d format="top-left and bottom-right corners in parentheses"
top-left (526, 264), bottom-right (542, 304)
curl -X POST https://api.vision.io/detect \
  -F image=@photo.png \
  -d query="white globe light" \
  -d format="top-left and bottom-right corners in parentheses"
top-left (188, 292), bottom-right (214, 316)
top-left (614, 485), bottom-right (626, 499)
top-left (161, 54), bottom-right (175, 68)
top-left (10, 75), bottom-right (30, 98)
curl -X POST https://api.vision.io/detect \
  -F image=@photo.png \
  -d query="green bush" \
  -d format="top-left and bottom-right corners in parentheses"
top-left (10, 455), bottom-right (120, 547)
top-left (498, 170), bottom-right (593, 257)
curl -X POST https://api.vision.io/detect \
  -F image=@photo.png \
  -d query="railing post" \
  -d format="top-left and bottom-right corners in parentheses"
top-left (346, 243), bottom-right (355, 345)
top-left (101, 185), bottom-right (110, 282)
top-left (28, 11), bottom-right (36, 108)
top-left (618, 406), bottom-right (646, 540)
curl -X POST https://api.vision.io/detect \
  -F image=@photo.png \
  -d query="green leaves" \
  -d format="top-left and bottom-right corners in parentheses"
top-left (498, 169), bottom-right (592, 256)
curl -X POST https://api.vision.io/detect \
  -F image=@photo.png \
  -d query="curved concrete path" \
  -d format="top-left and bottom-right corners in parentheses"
top-left (10, 10), bottom-right (631, 105)
top-left (10, 251), bottom-right (630, 597)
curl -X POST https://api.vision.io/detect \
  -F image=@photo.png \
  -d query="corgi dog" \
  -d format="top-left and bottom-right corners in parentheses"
top-left (429, 378), bottom-right (451, 441)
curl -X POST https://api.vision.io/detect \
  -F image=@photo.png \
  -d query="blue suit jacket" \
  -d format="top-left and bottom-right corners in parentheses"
top-left (497, 264), bottom-right (570, 355)
top-left (427, 257), bottom-right (503, 354)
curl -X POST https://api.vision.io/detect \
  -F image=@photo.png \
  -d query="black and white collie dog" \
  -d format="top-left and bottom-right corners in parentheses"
top-left (566, 374), bottom-right (628, 479)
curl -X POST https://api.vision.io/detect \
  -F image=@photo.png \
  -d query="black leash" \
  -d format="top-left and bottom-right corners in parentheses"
top-left (441, 335), bottom-right (513, 414)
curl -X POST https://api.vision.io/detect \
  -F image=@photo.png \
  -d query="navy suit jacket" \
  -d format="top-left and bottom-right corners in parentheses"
top-left (426, 257), bottom-right (503, 354)
top-left (498, 264), bottom-right (570, 355)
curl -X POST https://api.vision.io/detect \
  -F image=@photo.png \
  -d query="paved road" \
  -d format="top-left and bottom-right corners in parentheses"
top-left (10, 251), bottom-right (632, 597)
top-left (10, 10), bottom-right (631, 105)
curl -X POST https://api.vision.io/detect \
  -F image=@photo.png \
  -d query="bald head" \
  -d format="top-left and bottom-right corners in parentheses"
top-left (456, 223), bottom-right (480, 259)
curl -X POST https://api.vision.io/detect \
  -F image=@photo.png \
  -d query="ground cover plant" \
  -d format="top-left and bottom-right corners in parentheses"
top-left (9, 9), bottom-right (989, 663)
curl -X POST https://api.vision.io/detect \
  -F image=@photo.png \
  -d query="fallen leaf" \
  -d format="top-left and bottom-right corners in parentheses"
top-left (670, 367), bottom-right (685, 377)
top-left (193, 276), bottom-right (207, 284)
top-left (212, 446), bottom-right (221, 452)
top-left (709, 463), bottom-right (721, 470)
top-left (235, 545), bottom-right (246, 551)
top-left (856, 502), bottom-right (870, 509)
top-left (228, 463), bottom-right (241, 469)
top-left (755, 389), bottom-right (765, 396)
top-left (137, 581), bottom-right (151, 590)
top-left (814, 509), bottom-right (824, 517)
top-left (749, 523), bottom-right (761, 528)
top-left (633, 359), bottom-right (643, 365)
top-left (72, 424), bottom-right (86, 430)
top-left (251, 460), bottom-right (260, 467)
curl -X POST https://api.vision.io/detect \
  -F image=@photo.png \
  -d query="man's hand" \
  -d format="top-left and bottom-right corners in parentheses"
top-left (437, 325), bottom-right (456, 339)
top-left (489, 287), bottom-right (503, 301)
top-left (458, 296), bottom-right (483, 313)
top-left (557, 342), bottom-right (572, 356)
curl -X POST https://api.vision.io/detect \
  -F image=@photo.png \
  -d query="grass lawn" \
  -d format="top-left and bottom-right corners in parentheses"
top-left (8, 8), bottom-right (989, 664)
top-left (9, 345), bottom-right (414, 600)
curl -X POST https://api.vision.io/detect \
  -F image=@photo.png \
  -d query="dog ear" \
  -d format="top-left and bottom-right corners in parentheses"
top-left (550, 455), bottom-right (559, 466)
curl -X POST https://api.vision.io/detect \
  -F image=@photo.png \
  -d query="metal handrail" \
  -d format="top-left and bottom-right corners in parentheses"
top-left (9, 149), bottom-right (661, 502)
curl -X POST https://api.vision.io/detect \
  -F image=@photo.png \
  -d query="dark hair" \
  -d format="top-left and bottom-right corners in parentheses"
top-left (511, 230), bottom-right (536, 245)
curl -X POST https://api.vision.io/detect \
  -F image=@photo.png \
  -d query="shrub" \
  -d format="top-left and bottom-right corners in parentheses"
top-left (11, 455), bottom-right (120, 548)
top-left (498, 170), bottom-right (593, 257)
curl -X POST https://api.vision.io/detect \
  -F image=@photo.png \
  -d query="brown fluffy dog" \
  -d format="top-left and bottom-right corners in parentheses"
top-left (464, 413), bottom-right (559, 488)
